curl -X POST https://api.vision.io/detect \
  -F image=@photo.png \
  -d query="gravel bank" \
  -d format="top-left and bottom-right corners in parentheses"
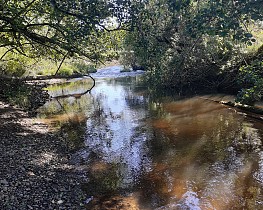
top-left (0, 101), bottom-right (86, 209)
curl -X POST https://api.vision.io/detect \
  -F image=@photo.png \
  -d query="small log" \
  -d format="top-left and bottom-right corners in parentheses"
top-left (200, 97), bottom-right (263, 121)
top-left (220, 101), bottom-right (263, 115)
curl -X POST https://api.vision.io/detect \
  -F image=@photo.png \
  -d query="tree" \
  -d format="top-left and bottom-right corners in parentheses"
top-left (0, 0), bottom-right (131, 63)
top-left (123, 0), bottom-right (263, 92)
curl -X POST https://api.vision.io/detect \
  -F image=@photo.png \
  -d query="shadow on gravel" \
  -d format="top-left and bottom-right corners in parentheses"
top-left (0, 103), bottom-right (86, 210)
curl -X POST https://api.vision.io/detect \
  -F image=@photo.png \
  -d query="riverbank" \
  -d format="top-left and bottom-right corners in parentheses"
top-left (0, 101), bottom-right (86, 209)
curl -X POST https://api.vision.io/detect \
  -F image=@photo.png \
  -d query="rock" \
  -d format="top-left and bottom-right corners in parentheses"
top-left (57, 200), bottom-right (64, 204)
top-left (0, 179), bottom-right (8, 186)
top-left (27, 205), bottom-right (34, 209)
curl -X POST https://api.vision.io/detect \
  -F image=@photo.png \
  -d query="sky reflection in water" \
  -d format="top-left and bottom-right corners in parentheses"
top-left (84, 79), bottom-right (152, 188)
top-left (38, 71), bottom-right (263, 210)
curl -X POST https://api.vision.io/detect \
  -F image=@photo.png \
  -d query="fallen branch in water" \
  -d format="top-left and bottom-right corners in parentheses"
top-left (52, 74), bottom-right (96, 99)
top-left (200, 97), bottom-right (263, 121)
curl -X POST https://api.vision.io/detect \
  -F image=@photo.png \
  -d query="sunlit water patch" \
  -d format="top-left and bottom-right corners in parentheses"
top-left (91, 65), bottom-right (145, 78)
top-left (82, 79), bottom-right (152, 189)
top-left (37, 66), bottom-right (263, 210)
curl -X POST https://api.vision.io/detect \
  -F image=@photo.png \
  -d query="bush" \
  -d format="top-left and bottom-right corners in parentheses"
top-left (0, 59), bottom-right (27, 77)
top-left (236, 60), bottom-right (263, 105)
top-left (119, 50), bottom-right (137, 69)
top-left (57, 66), bottom-right (73, 76)
top-left (73, 61), bottom-right (97, 74)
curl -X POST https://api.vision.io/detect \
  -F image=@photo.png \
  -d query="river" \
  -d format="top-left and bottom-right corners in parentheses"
top-left (37, 66), bottom-right (263, 210)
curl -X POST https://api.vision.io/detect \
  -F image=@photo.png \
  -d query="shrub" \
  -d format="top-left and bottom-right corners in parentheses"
top-left (0, 59), bottom-right (27, 77)
top-left (236, 60), bottom-right (263, 105)
top-left (57, 66), bottom-right (74, 76)
top-left (73, 61), bottom-right (97, 74)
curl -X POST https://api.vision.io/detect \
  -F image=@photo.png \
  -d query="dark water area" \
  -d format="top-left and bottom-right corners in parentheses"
top-left (37, 66), bottom-right (263, 210)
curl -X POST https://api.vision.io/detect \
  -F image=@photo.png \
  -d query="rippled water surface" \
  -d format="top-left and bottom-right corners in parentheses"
top-left (37, 66), bottom-right (263, 210)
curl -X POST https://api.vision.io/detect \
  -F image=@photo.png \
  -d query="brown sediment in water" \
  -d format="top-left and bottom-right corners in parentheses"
top-left (86, 194), bottom-right (142, 210)
top-left (35, 75), bottom-right (263, 210)
top-left (40, 113), bottom-right (87, 128)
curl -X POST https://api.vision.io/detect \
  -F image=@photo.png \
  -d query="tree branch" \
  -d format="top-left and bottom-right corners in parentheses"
top-left (54, 52), bottom-right (68, 75)
top-left (0, 47), bottom-right (15, 60)
top-left (14, 0), bottom-right (38, 19)
top-left (50, 0), bottom-right (92, 25)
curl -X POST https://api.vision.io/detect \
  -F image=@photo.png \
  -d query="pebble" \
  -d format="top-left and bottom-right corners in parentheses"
top-left (57, 200), bottom-right (64, 204)
top-left (0, 100), bottom-right (86, 209)
top-left (0, 179), bottom-right (8, 186)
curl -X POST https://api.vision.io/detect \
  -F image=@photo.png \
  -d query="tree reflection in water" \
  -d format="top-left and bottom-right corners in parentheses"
top-left (37, 76), bottom-right (263, 210)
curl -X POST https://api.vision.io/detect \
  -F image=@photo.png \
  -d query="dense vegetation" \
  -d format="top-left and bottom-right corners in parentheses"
top-left (0, 0), bottom-right (128, 108)
top-left (121, 0), bottom-right (263, 104)
top-left (0, 0), bottom-right (127, 76)
top-left (0, 0), bottom-right (263, 105)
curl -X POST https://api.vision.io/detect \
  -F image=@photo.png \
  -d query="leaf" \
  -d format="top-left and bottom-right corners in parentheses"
top-left (247, 41), bottom-right (253, 46)
top-left (245, 33), bottom-right (253, 38)
top-left (219, 31), bottom-right (228, 37)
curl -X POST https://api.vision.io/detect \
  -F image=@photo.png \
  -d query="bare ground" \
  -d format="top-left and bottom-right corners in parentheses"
top-left (0, 101), bottom-right (86, 209)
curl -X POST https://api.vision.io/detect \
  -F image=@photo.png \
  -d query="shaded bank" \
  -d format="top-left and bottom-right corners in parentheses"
top-left (0, 78), bottom-right (50, 115)
top-left (0, 74), bottom-right (95, 115)
top-left (0, 101), bottom-right (86, 209)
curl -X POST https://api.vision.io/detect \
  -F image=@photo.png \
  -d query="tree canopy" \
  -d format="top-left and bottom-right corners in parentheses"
top-left (122, 0), bottom-right (262, 88)
top-left (0, 0), bottom-right (131, 61)
top-left (0, 0), bottom-right (263, 103)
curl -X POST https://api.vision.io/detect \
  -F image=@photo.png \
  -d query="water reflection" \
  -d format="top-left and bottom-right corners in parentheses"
top-left (146, 97), bottom-right (263, 210)
top-left (37, 73), bottom-right (263, 210)
top-left (37, 79), bottom-right (94, 150)
top-left (83, 79), bottom-right (152, 190)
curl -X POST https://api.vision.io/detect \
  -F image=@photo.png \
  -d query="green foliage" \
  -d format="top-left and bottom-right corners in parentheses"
top-left (123, 0), bottom-right (263, 95)
top-left (73, 61), bottom-right (97, 74)
top-left (119, 50), bottom-right (137, 69)
top-left (57, 66), bottom-right (74, 76)
top-left (0, 60), bottom-right (26, 77)
top-left (1, 0), bottom-right (262, 105)
top-left (0, 50), bottom-right (29, 76)
top-left (0, 0), bottom-right (130, 67)
top-left (37, 68), bottom-right (56, 76)
top-left (236, 60), bottom-right (263, 105)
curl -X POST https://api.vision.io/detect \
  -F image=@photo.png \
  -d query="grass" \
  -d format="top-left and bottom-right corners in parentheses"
top-left (0, 48), bottom-right (98, 77)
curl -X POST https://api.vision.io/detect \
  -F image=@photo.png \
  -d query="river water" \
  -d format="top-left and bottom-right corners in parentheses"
top-left (37, 66), bottom-right (263, 210)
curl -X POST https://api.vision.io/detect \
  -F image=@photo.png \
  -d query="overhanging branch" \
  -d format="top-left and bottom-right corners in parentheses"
top-left (52, 74), bottom-right (96, 99)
